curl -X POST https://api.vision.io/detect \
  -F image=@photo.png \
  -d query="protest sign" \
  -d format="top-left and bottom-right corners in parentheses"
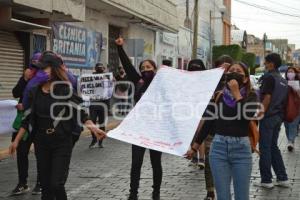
top-left (79, 73), bottom-right (114, 101)
top-left (0, 100), bottom-right (17, 135)
top-left (108, 67), bottom-right (224, 156)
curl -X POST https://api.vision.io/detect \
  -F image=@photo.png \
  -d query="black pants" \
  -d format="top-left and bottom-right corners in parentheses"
top-left (11, 132), bottom-right (40, 185)
top-left (35, 135), bottom-right (73, 200)
top-left (130, 145), bottom-right (162, 195)
top-left (89, 104), bottom-right (106, 144)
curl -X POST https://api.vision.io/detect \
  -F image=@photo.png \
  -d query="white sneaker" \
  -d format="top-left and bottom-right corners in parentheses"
top-left (275, 180), bottom-right (290, 188)
top-left (254, 182), bottom-right (274, 189)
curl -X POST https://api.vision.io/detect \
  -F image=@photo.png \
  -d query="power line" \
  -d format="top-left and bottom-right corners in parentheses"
top-left (261, 0), bottom-right (300, 12)
top-left (234, 0), bottom-right (300, 19)
top-left (232, 16), bottom-right (300, 25)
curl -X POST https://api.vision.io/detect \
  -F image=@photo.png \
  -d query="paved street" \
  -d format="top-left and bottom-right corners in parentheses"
top-left (0, 129), bottom-right (299, 200)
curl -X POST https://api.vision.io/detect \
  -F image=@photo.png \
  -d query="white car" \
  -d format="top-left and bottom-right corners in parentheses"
top-left (250, 75), bottom-right (259, 90)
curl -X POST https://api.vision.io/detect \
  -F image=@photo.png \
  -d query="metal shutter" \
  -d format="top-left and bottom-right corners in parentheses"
top-left (0, 30), bottom-right (24, 100)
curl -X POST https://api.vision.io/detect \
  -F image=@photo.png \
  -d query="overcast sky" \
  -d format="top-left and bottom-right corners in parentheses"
top-left (232, 0), bottom-right (300, 49)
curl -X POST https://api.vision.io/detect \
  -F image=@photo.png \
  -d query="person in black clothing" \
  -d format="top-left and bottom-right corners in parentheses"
top-left (256, 53), bottom-right (289, 189)
top-left (89, 62), bottom-right (109, 148)
top-left (115, 37), bottom-right (162, 200)
top-left (11, 52), bottom-right (42, 196)
top-left (162, 59), bottom-right (172, 67)
top-left (186, 62), bottom-right (259, 200)
top-left (115, 66), bottom-right (130, 116)
top-left (9, 51), bottom-right (106, 200)
top-left (187, 59), bottom-right (207, 169)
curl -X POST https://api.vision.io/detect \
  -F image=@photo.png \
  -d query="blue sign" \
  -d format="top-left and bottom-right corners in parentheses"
top-left (52, 23), bottom-right (102, 68)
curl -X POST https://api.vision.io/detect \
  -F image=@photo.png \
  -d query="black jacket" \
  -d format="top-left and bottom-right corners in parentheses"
top-left (12, 76), bottom-right (28, 103)
top-left (21, 85), bottom-right (89, 139)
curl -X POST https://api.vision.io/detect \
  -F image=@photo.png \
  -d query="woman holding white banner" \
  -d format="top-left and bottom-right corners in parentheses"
top-left (116, 37), bottom-right (162, 200)
top-left (186, 62), bottom-right (259, 200)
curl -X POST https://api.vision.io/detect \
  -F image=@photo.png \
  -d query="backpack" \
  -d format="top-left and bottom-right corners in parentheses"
top-left (284, 86), bottom-right (300, 123)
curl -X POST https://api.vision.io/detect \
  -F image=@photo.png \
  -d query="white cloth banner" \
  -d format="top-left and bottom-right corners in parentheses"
top-left (0, 100), bottom-right (18, 135)
top-left (108, 67), bottom-right (224, 156)
top-left (79, 73), bottom-right (114, 101)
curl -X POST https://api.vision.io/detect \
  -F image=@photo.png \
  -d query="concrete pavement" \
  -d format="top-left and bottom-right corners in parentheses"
top-left (0, 127), bottom-right (299, 200)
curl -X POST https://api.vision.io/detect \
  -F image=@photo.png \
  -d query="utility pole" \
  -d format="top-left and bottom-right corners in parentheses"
top-left (209, 10), bottom-right (212, 68)
top-left (192, 0), bottom-right (199, 59)
top-left (263, 33), bottom-right (267, 58)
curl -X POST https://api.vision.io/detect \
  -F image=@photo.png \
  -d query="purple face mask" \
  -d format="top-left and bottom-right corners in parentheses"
top-left (287, 72), bottom-right (296, 80)
top-left (22, 70), bottom-right (50, 109)
top-left (222, 87), bottom-right (247, 108)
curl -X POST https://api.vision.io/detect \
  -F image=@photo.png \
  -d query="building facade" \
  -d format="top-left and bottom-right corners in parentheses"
top-left (0, 0), bottom-right (179, 99)
top-left (0, 0), bottom-right (83, 99)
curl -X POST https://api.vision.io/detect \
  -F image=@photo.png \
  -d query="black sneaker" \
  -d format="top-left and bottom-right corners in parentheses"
top-left (287, 143), bottom-right (294, 152)
top-left (98, 140), bottom-right (104, 148)
top-left (32, 183), bottom-right (42, 195)
top-left (11, 183), bottom-right (30, 196)
top-left (89, 140), bottom-right (97, 149)
top-left (198, 158), bottom-right (205, 170)
top-left (204, 191), bottom-right (215, 200)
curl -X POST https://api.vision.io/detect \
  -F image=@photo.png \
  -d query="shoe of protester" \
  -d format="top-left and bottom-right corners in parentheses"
top-left (254, 182), bottom-right (274, 189)
top-left (275, 180), bottom-right (290, 188)
top-left (198, 158), bottom-right (205, 170)
top-left (204, 191), bottom-right (215, 200)
top-left (11, 183), bottom-right (30, 195)
top-left (287, 142), bottom-right (294, 152)
top-left (98, 141), bottom-right (104, 148)
top-left (189, 157), bottom-right (198, 167)
top-left (32, 183), bottom-right (42, 195)
top-left (204, 197), bottom-right (215, 200)
top-left (89, 141), bottom-right (97, 149)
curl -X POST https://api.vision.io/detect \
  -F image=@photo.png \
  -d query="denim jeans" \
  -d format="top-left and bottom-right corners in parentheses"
top-left (209, 134), bottom-right (252, 200)
top-left (259, 114), bottom-right (288, 183)
top-left (284, 114), bottom-right (300, 143)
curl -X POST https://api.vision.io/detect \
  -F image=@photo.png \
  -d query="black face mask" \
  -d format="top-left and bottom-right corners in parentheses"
top-left (188, 65), bottom-right (201, 71)
top-left (96, 69), bottom-right (104, 74)
top-left (141, 71), bottom-right (155, 84)
top-left (225, 72), bottom-right (245, 88)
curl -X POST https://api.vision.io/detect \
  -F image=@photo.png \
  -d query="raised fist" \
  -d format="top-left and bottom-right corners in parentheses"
top-left (115, 37), bottom-right (124, 46)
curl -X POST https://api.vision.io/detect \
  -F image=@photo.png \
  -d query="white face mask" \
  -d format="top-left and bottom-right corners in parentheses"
top-left (287, 72), bottom-right (296, 80)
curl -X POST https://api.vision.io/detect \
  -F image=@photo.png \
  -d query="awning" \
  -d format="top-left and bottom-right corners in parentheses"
top-left (0, 18), bottom-right (51, 31)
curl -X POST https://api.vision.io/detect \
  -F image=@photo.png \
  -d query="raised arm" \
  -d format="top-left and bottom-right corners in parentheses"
top-left (115, 38), bottom-right (141, 85)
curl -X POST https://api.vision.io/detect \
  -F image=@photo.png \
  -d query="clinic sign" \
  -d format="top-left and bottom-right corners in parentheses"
top-left (52, 23), bottom-right (102, 68)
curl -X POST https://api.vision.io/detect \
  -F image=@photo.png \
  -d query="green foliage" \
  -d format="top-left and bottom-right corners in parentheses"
top-left (212, 45), bottom-right (257, 75)
top-left (241, 53), bottom-right (256, 68)
top-left (212, 45), bottom-right (243, 62)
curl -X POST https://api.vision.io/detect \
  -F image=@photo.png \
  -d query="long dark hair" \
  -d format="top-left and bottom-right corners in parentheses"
top-left (285, 66), bottom-right (299, 81)
top-left (138, 59), bottom-right (157, 72)
top-left (227, 62), bottom-right (252, 96)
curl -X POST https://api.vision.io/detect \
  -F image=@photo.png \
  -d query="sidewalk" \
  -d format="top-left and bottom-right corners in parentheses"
top-left (0, 117), bottom-right (121, 160)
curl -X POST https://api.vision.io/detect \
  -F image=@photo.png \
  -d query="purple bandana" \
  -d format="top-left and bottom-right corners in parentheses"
top-left (222, 87), bottom-right (247, 108)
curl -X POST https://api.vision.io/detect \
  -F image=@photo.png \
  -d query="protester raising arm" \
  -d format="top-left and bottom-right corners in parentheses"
top-left (115, 37), bottom-right (141, 85)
